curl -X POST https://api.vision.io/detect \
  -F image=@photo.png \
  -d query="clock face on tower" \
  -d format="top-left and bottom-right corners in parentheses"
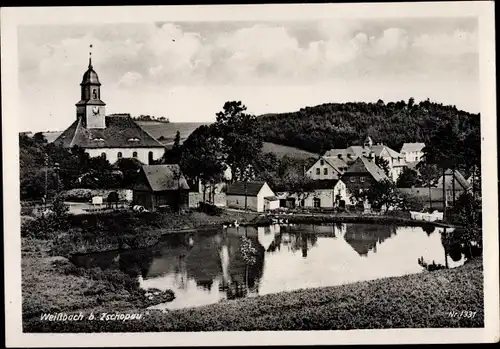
top-left (92, 106), bottom-right (99, 115)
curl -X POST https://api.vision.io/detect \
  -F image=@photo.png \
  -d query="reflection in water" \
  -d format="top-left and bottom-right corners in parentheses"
top-left (71, 223), bottom-right (472, 310)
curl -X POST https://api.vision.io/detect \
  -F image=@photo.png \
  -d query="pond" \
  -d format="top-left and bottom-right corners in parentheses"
top-left (70, 223), bottom-right (467, 310)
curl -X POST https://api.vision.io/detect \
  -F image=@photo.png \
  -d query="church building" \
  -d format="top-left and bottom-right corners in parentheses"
top-left (54, 56), bottom-right (165, 165)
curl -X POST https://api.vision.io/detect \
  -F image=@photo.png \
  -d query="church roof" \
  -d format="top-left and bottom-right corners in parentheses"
top-left (81, 59), bottom-right (101, 85)
top-left (54, 116), bottom-right (165, 149)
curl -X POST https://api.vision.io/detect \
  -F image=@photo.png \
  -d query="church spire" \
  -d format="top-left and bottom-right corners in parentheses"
top-left (88, 44), bottom-right (93, 68)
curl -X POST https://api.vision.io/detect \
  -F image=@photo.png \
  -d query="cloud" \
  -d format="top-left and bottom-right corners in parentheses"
top-left (412, 28), bottom-right (478, 56)
top-left (117, 71), bottom-right (143, 87)
top-left (371, 28), bottom-right (409, 56)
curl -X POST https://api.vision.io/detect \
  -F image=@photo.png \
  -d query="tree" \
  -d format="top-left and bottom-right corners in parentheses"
top-left (279, 171), bottom-right (316, 205)
top-left (180, 125), bottom-right (226, 203)
top-left (173, 131), bottom-right (181, 150)
top-left (115, 158), bottom-right (143, 188)
top-left (165, 130), bottom-right (182, 164)
top-left (356, 179), bottom-right (400, 213)
top-left (396, 167), bottom-right (420, 188)
top-left (214, 101), bottom-right (263, 182)
top-left (374, 156), bottom-right (390, 177)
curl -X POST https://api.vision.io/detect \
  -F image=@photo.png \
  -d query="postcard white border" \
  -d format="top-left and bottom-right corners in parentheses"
top-left (2, 2), bottom-right (498, 347)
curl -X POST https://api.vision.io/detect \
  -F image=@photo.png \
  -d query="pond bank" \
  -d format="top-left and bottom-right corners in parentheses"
top-left (255, 212), bottom-right (460, 229)
top-left (23, 257), bottom-right (483, 332)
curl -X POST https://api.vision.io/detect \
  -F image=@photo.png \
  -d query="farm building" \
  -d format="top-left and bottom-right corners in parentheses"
top-left (132, 164), bottom-right (190, 212)
top-left (226, 181), bottom-right (278, 212)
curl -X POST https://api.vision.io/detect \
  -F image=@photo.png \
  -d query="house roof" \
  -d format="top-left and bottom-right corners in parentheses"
top-left (401, 142), bottom-right (426, 153)
top-left (322, 156), bottom-right (348, 170)
top-left (139, 164), bottom-right (190, 192)
top-left (437, 169), bottom-right (471, 191)
top-left (226, 181), bottom-right (269, 196)
top-left (343, 157), bottom-right (389, 182)
top-left (369, 145), bottom-right (402, 159)
top-left (54, 116), bottom-right (165, 149)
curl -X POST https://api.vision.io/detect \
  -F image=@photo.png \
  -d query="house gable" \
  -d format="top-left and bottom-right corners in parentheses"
top-left (132, 168), bottom-right (153, 192)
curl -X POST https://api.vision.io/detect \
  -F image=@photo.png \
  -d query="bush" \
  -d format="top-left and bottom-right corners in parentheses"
top-left (198, 202), bottom-right (223, 216)
top-left (21, 214), bottom-right (71, 239)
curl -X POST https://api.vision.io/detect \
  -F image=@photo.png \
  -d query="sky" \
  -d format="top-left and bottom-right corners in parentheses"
top-left (18, 17), bottom-right (479, 132)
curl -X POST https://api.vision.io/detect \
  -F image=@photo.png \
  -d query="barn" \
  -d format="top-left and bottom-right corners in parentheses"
top-left (132, 164), bottom-right (190, 212)
top-left (226, 181), bottom-right (278, 212)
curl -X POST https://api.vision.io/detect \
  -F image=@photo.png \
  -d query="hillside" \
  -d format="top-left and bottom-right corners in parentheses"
top-left (262, 142), bottom-right (318, 160)
top-left (137, 121), bottom-right (209, 146)
top-left (256, 99), bottom-right (480, 155)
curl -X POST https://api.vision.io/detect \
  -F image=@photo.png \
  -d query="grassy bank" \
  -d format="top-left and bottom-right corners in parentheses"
top-left (24, 258), bottom-right (483, 332)
top-left (22, 210), bottom-right (260, 256)
top-left (21, 237), bottom-right (174, 321)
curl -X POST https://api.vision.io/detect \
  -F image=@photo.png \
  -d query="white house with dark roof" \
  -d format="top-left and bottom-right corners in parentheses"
top-left (225, 181), bottom-right (277, 212)
top-left (54, 57), bottom-right (165, 165)
top-left (400, 142), bottom-right (426, 163)
top-left (306, 156), bottom-right (349, 180)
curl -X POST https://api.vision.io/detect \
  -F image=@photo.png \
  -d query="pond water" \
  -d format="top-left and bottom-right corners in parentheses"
top-left (70, 223), bottom-right (467, 310)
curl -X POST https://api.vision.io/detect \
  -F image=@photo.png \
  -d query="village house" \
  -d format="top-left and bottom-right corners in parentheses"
top-left (340, 156), bottom-right (389, 204)
top-left (400, 142), bottom-right (426, 163)
top-left (306, 156), bottom-right (349, 180)
top-left (284, 179), bottom-right (348, 209)
top-left (132, 164), bottom-right (190, 212)
top-left (226, 181), bottom-right (278, 212)
top-left (323, 137), bottom-right (407, 182)
top-left (54, 56), bottom-right (165, 165)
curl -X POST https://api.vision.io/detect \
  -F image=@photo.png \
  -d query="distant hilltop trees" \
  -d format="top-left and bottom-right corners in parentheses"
top-left (133, 114), bottom-right (170, 123)
top-left (106, 113), bottom-right (170, 123)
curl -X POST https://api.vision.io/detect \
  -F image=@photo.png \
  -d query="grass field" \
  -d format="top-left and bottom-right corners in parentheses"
top-left (136, 121), bottom-right (208, 146)
top-left (262, 141), bottom-right (318, 159)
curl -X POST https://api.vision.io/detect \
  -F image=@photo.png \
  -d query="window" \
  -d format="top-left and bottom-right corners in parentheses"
top-left (148, 151), bottom-right (154, 165)
top-left (313, 198), bottom-right (321, 208)
top-left (360, 176), bottom-right (365, 183)
top-left (133, 151), bottom-right (138, 158)
top-left (117, 152), bottom-right (122, 159)
top-left (320, 159), bottom-right (324, 166)
top-left (300, 199), bottom-right (305, 207)
top-left (92, 89), bottom-right (97, 99)
top-left (128, 137), bottom-right (140, 142)
top-left (324, 168), bottom-right (328, 175)
top-left (316, 168), bottom-right (320, 175)
top-left (101, 152), bottom-right (106, 159)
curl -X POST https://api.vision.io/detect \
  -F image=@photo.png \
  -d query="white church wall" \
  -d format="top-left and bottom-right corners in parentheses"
top-left (86, 147), bottom-right (165, 164)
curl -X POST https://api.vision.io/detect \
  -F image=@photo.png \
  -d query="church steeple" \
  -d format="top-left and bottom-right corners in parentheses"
top-left (76, 45), bottom-right (106, 129)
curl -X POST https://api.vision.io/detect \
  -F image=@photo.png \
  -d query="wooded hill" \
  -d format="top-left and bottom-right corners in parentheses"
top-left (256, 99), bottom-right (480, 155)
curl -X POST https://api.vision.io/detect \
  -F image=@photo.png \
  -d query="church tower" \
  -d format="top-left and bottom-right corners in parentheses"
top-left (75, 48), bottom-right (106, 129)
